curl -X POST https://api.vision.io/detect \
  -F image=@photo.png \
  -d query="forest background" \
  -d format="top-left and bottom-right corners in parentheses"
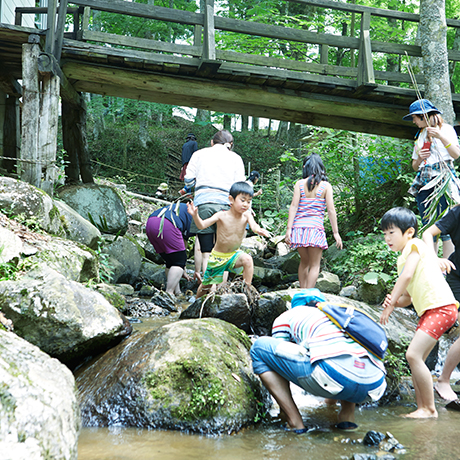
top-left (68, 0), bottom-right (460, 287)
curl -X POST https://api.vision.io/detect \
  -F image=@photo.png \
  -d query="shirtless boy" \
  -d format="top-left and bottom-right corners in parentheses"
top-left (187, 181), bottom-right (270, 298)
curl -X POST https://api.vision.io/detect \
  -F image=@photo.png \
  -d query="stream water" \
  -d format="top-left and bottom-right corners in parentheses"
top-left (77, 316), bottom-right (460, 460)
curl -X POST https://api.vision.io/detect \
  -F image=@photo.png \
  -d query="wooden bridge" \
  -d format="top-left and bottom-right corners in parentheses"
top-left (2, 0), bottom-right (460, 187)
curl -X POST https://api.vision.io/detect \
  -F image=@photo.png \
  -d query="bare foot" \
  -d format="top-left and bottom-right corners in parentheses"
top-left (435, 381), bottom-right (459, 401)
top-left (401, 408), bottom-right (438, 419)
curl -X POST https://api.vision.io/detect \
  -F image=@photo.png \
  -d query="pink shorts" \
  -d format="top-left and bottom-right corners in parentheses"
top-left (416, 304), bottom-right (458, 340)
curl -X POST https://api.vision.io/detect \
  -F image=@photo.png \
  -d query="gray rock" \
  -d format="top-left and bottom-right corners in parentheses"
top-left (252, 291), bottom-right (289, 336)
top-left (102, 236), bottom-right (143, 284)
top-left (57, 183), bottom-right (128, 235)
top-left (0, 330), bottom-right (80, 460)
top-left (339, 285), bottom-right (359, 300)
top-left (0, 266), bottom-right (132, 364)
top-left (240, 236), bottom-right (266, 257)
top-left (150, 288), bottom-right (177, 312)
top-left (0, 177), bottom-right (64, 236)
top-left (358, 276), bottom-right (387, 305)
top-left (53, 199), bottom-right (101, 249)
top-left (127, 207), bottom-right (142, 222)
top-left (0, 226), bottom-right (23, 263)
top-left (316, 271), bottom-right (341, 294)
top-left (76, 318), bottom-right (270, 433)
top-left (253, 266), bottom-right (283, 287)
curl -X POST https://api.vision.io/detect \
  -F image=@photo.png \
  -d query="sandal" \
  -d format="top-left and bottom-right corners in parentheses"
top-left (336, 421), bottom-right (358, 430)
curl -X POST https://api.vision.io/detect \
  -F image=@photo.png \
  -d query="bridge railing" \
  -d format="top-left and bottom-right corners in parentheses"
top-left (14, 0), bottom-right (460, 91)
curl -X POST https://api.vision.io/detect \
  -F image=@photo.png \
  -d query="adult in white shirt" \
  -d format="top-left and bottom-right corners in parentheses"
top-left (184, 130), bottom-right (245, 280)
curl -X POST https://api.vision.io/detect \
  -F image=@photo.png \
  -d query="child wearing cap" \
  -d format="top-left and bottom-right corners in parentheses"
top-left (404, 99), bottom-right (460, 258)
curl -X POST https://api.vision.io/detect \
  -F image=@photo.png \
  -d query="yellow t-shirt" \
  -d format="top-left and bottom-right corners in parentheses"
top-left (398, 238), bottom-right (458, 316)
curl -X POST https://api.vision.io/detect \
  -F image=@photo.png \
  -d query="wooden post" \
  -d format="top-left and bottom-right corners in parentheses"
top-left (21, 40), bottom-right (41, 187)
top-left (62, 99), bottom-right (94, 184)
top-left (54, 0), bottom-right (69, 62)
top-left (45, 0), bottom-right (58, 55)
top-left (38, 73), bottom-right (60, 196)
top-left (3, 96), bottom-right (20, 174)
top-left (320, 44), bottom-right (329, 65)
top-left (357, 12), bottom-right (375, 86)
top-left (203, 0), bottom-right (215, 60)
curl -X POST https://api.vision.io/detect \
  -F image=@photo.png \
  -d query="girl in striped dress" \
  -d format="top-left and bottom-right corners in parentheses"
top-left (285, 153), bottom-right (342, 288)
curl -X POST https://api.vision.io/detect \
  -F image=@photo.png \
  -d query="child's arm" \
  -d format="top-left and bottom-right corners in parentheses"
top-left (324, 183), bottom-right (343, 249)
top-left (247, 212), bottom-right (271, 238)
top-left (285, 181), bottom-right (301, 244)
top-left (187, 201), bottom-right (221, 230)
top-left (422, 224), bottom-right (456, 273)
top-left (380, 249), bottom-right (420, 325)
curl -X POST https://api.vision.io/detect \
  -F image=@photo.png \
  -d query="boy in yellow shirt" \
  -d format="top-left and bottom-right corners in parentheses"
top-left (380, 207), bottom-right (458, 418)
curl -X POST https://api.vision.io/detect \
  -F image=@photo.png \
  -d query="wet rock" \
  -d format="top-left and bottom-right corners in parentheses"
top-left (0, 329), bottom-right (80, 460)
top-left (150, 288), bottom-right (177, 312)
top-left (252, 266), bottom-right (283, 287)
top-left (125, 297), bottom-right (170, 317)
top-left (76, 318), bottom-right (271, 434)
top-left (0, 266), bottom-right (132, 365)
top-left (0, 226), bottom-right (22, 263)
top-left (180, 293), bottom-right (251, 333)
top-left (363, 430), bottom-right (386, 446)
top-left (352, 454), bottom-right (378, 460)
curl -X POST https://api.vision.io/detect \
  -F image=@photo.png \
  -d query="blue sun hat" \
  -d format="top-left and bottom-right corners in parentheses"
top-left (402, 99), bottom-right (442, 121)
top-left (291, 288), bottom-right (326, 308)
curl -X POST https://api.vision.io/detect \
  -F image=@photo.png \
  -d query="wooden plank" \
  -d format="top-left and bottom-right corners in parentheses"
top-left (214, 16), bottom-right (359, 49)
top-left (63, 62), bottom-right (409, 125)
top-left (358, 12), bottom-right (374, 86)
top-left (70, 0), bottom-right (203, 26)
top-left (82, 30), bottom-right (202, 57)
top-left (0, 73), bottom-right (22, 97)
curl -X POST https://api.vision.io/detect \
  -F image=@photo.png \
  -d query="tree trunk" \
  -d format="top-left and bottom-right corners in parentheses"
top-left (252, 117), bottom-right (259, 132)
top-left (241, 115), bottom-right (249, 132)
top-left (62, 99), bottom-right (94, 184)
top-left (420, 0), bottom-right (455, 124)
top-left (223, 114), bottom-right (231, 131)
top-left (195, 108), bottom-right (210, 123)
top-left (276, 121), bottom-right (289, 141)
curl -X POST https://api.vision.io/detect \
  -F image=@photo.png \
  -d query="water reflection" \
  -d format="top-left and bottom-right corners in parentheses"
top-left (78, 315), bottom-right (460, 460)
top-left (78, 398), bottom-right (460, 460)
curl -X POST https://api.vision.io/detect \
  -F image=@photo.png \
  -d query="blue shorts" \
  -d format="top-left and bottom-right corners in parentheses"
top-left (250, 337), bottom-right (386, 404)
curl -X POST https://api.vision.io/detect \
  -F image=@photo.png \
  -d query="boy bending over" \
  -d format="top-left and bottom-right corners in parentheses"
top-left (380, 207), bottom-right (458, 418)
top-left (187, 181), bottom-right (270, 298)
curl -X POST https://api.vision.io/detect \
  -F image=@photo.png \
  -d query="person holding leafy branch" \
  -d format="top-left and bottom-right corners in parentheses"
top-left (285, 153), bottom-right (342, 289)
top-left (405, 99), bottom-right (460, 258)
top-left (146, 203), bottom-right (193, 297)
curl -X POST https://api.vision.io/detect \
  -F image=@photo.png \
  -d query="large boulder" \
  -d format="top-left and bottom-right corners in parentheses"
top-left (0, 330), bottom-right (80, 460)
top-left (57, 183), bottom-right (128, 235)
top-left (252, 266), bottom-right (283, 287)
top-left (76, 318), bottom-right (270, 434)
top-left (315, 271), bottom-right (341, 294)
top-left (0, 267), bottom-right (132, 364)
top-left (252, 291), bottom-right (289, 336)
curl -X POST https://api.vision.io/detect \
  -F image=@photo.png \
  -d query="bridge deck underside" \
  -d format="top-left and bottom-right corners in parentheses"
top-left (3, 24), bottom-right (460, 139)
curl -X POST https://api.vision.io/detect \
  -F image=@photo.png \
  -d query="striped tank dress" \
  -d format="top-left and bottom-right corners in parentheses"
top-left (290, 180), bottom-right (328, 250)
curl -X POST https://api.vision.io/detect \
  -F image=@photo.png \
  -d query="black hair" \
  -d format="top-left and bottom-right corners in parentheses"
top-left (229, 181), bottom-right (254, 199)
top-left (247, 171), bottom-right (260, 182)
top-left (380, 207), bottom-right (418, 237)
top-left (302, 153), bottom-right (327, 191)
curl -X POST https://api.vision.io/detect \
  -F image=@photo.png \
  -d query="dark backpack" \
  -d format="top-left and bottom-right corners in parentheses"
top-left (316, 302), bottom-right (388, 360)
